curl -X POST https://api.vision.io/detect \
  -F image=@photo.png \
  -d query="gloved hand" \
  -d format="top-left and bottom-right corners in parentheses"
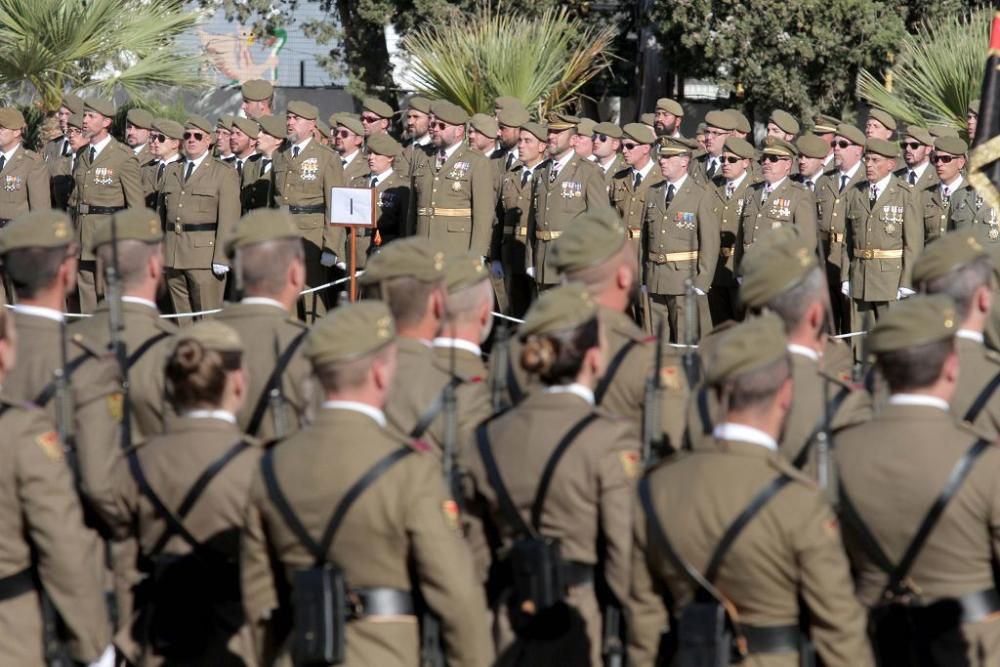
top-left (211, 263), bottom-right (229, 277)
top-left (490, 260), bottom-right (504, 279)
top-left (897, 287), bottom-right (915, 300)
top-left (841, 280), bottom-right (850, 297)
top-left (693, 286), bottom-right (706, 296)
top-left (320, 250), bottom-right (337, 268)
top-left (87, 645), bottom-right (115, 667)
top-left (526, 266), bottom-right (535, 279)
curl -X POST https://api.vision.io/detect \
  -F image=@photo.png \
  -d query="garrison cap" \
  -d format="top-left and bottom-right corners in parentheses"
top-left (769, 109), bottom-right (800, 135)
top-left (704, 313), bottom-right (788, 386)
top-left (431, 101), bottom-right (469, 126)
top-left (761, 136), bottom-right (798, 157)
top-left (358, 237), bottom-right (445, 285)
top-left (929, 125), bottom-right (959, 138)
top-left (622, 122), bottom-right (655, 144)
top-left (0, 108), bottom-right (25, 130)
top-left (92, 208), bottom-right (163, 251)
top-left (655, 98), bottom-right (684, 116)
top-left (336, 114), bottom-right (364, 137)
top-left (126, 108), bottom-right (153, 130)
top-left (286, 100), bottom-right (318, 121)
top-left (519, 284), bottom-right (597, 340)
top-left (406, 95), bottom-right (432, 114)
top-left (494, 96), bottom-right (525, 112)
top-left (912, 229), bottom-right (989, 287)
top-left (498, 106), bottom-right (530, 128)
top-left (640, 113), bottom-right (656, 128)
top-left (705, 110), bottom-right (737, 131)
top-left (835, 123), bottom-right (866, 146)
top-left (593, 121), bottom-right (622, 139)
top-left (865, 138), bottom-right (899, 158)
top-left (230, 116), bottom-right (259, 138)
top-left (444, 253), bottom-right (489, 293)
top-left (551, 214), bottom-right (626, 274)
top-left (362, 97), bottom-right (394, 120)
top-left (903, 125), bottom-right (933, 146)
top-left (305, 301), bottom-right (395, 365)
top-left (868, 108), bottom-right (897, 131)
top-left (470, 113), bottom-right (498, 138)
top-left (257, 114), bottom-right (285, 139)
top-left (152, 119), bottom-right (184, 140)
top-left (242, 79), bottom-right (274, 102)
top-left (184, 115), bottom-right (213, 135)
top-left (969, 99), bottom-right (981, 116)
top-left (657, 136), bottom-right (691, 157)
top-left (726, 109), bottom-right (752, 134)
top-left (84, 98), bottom-right (115, 118)
top-left (722, 136), bottom-right (755, 159)
top-left (935, 136), bottom-right (968, 156)
top-left (0, 210), bottom-right (73, 253)
top-left (520, 121), bottom-right (547, 141)
top-left (178, 320), bottom-right (243, 354)
top-left (868, 295), bottom-right (957, 353)
top-left (67, 113), bottom-right (84, 131)
top-left (547, 112), bottom-right (580, 131)
top-left (795, 133), bottom-right (828, 159)
top-left (61, 93), bottom-right (84, 115)
top-left (366, 133), bottom-right (401, 158)
top-left (223, 209), bottom-right (298, 257)
top-left (216, 115), bottom-right (234, 131)
top-left (812, 114), bottom-right (841, 134)
top-left (740, 236), bottom-right (818, 308)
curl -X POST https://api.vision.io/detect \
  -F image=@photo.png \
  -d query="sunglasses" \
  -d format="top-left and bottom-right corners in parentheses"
top-left (720, 155), bottom-right (743, 164)
top-left (432, 121), bottom-right (449, 130)
top-left (594, 134), bottom-right (610, 142)
top-left (150, 133), bottom-right (168, 143)
top-left (360, 115), bottom-right (382, 123)
top-left (834, 140), bottom-right (856, 149)
top-left (622, 142), bottom-right (640, 150)
top-left (932, 154), bottom-right (957, 164)
top-left (183, 131), bottom-right (204, 141)
top-left (335, 130), bottom-right (353, 138)
top-left (901, 141), bottom-right (925, 150)
top-left (759, 155), bottom-right (789, 163)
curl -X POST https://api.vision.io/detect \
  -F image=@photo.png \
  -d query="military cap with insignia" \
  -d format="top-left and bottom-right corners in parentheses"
top-left (224, 209), bottom-right (299, 258)
top-left (431, 101), bottom-right (469, 126)
top-left (520, 121), bottom-right (547, 141)
top-left (470, 113), bottom-right (499, 138)
top-left (286, 100), bottom-right (318, 121)
top-left (242, 79), bottom-right (274, 102)
top-left (216, 115), bottom-right (235, 131)
top-left (362, 97), bottom-right (394, 120)
top-left (622, 122), bottom-right (655, 144)
top-left (705, 313), bottom-right (788, 386)
top-left (519, 284), bottom-right (597, 340)
top-left (655, 98), bottom-right (684, 116)
top-left (812, 114), bottom-right (842, 134)
top-left (795, 133), bottom-right (828, 159)
top-left (0, 210), bottom-right (74, 253)
top-left (126, 108), bottom-right (153, 130)
top-left (868, 294), bottom-right (957, 353)
top-left (865, 138), bottom-right (899, 158)
top-left (185, 115), bottom-right (213, 135)
top-left (903, 125), bottom-right (933, 146)
top-left (593, 121), bottom-right (622, 139)
top-left (705, 110), bottom-right (738, 131)
top-left (367, 133), bottom-right (401, 158)
top-left (67, 113), bottom-right (84, 131)
top-left (443, 253), bottom-right (489, 293)
top-left (868, 108), bottom-right (897, 131)
top-left (406, 95), bottom-right (433, 114)
top-left (761, 136), bottom-right (798, 157)
top-left (929, 125), bottom-right (959, 139)
top-left (176, 320), bottom-right (243, 355)
top-left (498, 106), bottom-right (530, 128)
top-left (577, 118), bottom-right (597, 138)
top-left (336, 114), bottom-right (364, 137)
top-left (550, 214), bottom-right (626, 273)
top-left (769, 109), bottom-right (800, 135)
top-left (935, 135), bottom-right (968, 156)
top-left (84, 98), bottom-right (115, 118)
top-left (726, 109), bottom-right (752, 134)
top-left (358, 237), bottom-right (446, 285)
top-left (0, 108), bottom-right (26, 130)
top-left (231, 116), bottom-right (259, 138)
top-left (835, 123), bottom-right (866, 147)
top-left (494, 96), bottom-right (525, 113)
top-left (657, 136), bottom-right (692, 157)
top-left (722, 136), bottom-right (755, 159)
top-left (257, 114), bottom-right (285, 139)
top-left (912, 229), bottom-right (989, 287)
top-left (305, 301), bottom-right (396, 365)
top-left (547, 112), bottom-right (580, 132)
top-left (740, 235), bottom-right (818, 309)
top-left (92, 208), bottom-right (163, 252)
top-left (152, 118), bottom-right (184, 140)
top-left (61, 93), bottom-right (85, 115)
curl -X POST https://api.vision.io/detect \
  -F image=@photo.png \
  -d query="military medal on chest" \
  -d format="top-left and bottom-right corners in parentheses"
top-left (447, 161), bottom-right (470, 182)
top-left (94, 166), bottom-right (114, 186)
top-left (988, 207), bottom-right (999, 240)
top-left (299, 157), bottom-right (318, 181)
top-left (3, 174), bottom-right (21, 192)
top-left (560, 180), bottom-right (582, 199)
top-left (769, 197), bottom-right (791, 218)
top-left (674, 211), bottom-right (696, 231)
top-left (881, 204), bottom-right (902, 235)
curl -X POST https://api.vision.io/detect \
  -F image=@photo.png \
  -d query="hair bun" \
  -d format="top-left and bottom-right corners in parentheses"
top-left (520, 336), bottom-right (555, 375)
top-left (173, 339), bottom-right (205, 375)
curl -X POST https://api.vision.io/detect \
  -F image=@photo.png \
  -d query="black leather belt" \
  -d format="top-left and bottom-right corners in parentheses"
top-left (741, 623), bottom-right (802, 655)
top-left (168, 221), bottom-right (217, 232)
top-left (288, 204), bottom-right (325, 215)
top-left (78, 204), bottom-right (125, 215)
top-left (348, 587), bottom-right (414, 619)
top-left (0, 567), bottom-right (35, 601)
top-left (563, 560), bottom-right (595, 588)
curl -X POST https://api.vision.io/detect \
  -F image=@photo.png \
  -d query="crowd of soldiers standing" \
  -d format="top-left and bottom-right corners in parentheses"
top-left (0, 76), bottom-right (999, 667)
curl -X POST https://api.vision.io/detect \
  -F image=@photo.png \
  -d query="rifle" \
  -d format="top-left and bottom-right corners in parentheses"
top-left (682, 279), bottom-right (701, 388)
top-left (642, 317), bottom-right (667, 466)
top-left (104, 215), bottom-right (132, 453)
top-left (490, 320), bottom-right (511, 413)
top-left (602, 604), bottom-right (625, 667)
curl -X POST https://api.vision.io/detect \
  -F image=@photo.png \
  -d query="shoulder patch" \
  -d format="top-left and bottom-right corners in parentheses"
top-left (34, 431), bottom-right (63, 462)
top-left (442, 499), bottom-right (460, 531)
top-left (106, 393), bottom-right (124, 423)
top-left (618, 450), bottom-right (641, 479)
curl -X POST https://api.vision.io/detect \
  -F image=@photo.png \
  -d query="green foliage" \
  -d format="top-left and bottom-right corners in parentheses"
top-left (857, 9), bottom-right (989, 132)
top-left (401, 4), bottom-right (616, 117)
top-left (651, 0), bottom-right (905, 121)
top-left (0, 0), bottom-right (206, 112)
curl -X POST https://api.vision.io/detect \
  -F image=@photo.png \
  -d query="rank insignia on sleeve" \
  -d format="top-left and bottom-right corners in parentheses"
top-left (107, 393), bottom-right (124, 423)
top-left (35, 431), bottom-right (63, 462)
top-left (442, 499), bottom-right (460, 530)
top-left (619, 450), bottom-right (641, 479)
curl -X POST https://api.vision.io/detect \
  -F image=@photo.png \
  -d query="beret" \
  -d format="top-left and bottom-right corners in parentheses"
top-left (835, 124), bottom-right (866, 146)
top-left (657, 136), bottom-right (692, 157)
top-left (184, 115), bottom-right (213, 135)
top-left (740, 236), bottom-right (818, 309)
top-left (406, 96), bottom-right (433, 114)
top-left (257, 114), bottom-right (285, 139)
top-left (795, 133), bottom-right (829, 159)
top-left (242, 79), bottom-right (274, 102)
top-left (520, 121), bottom-right (547, 141)
top-left (913, 229), bottom-right (989, 287)
top-left (869, 295), bottom-right (957, 353)
top-left (362, 97), bottom-right (394, 120)
top-left (722, 136), bottom-right (755, 159)
top-left (230, 116), bottom-right (259, 139)
top-left (431, 100), bottom-right (469, 126)
top-left (761, 136), bottom-right (798, 157)
top-left (498, 106), bottom-right (530, 128)
top-left (336, 114), bottom-right (364, 137)
top-left (935, 135), bottom-right (968, 155)
top-left (494, 96), bottom-right (525, 112)
top-left (125, 108), bottom-right (153, 129)
top-left (547, 112), bottom-right (579, 131)
top-left (769, 109), bottom-right (800, 135)
top-left (868, 108), bottom-right (897, 131)
top-left (216, 115), bottom-right (234, 131)
top-left (0, 210), bottom-right (73, 253)
top-left (444, 253), bottom-right (489, 293)
top-left (519, 284), bottom-right (597, 340)
top-left (224, 209), bottom-right (299, 258)
top-left (705, 313), bottom-right (788, 386)
top-left (622, 122), bottom-right (655, 144)
top-left (704, 110), bottom-right (737, 131)
top-left (67, 113), bottom-right (84, 130)
top-left (470, 113), bottom-right (498, 138)
top-left (593, 121), bottom-right (622, 139)
top-left (865, 138), bottom-right (899, 158)
top-left (305, 301), bottom-right (395, 365)
top-left (91, 208), bottom-right (163, 252)
top-left (177, 320), bottom-right (243, 355)
top-left (577, 118), bottom-right (596, 137)
top-left (903, 125), bottom-right (933, 146)
top-left (61, 93), bottom-right (85, 115)
top-left (726, 109), bottom-right (752, 134)
top-left (640, 113), bottom-right (656, 127)
top-left (366, 133), bottom-right (401, 158)
top-left (316, 119), bottom-right (330, 137)
top-left (152, 118), bottom-right (184, 141)
top-left (0, 108), bottom-right (26, 130)
top-left (84, 98), bottom-right (115, 118)
top-left (812, 114), bottom-right (842, 134)
top-left (286, 100), bottom-right (318, 121)
top-left (358, 237), bottom-right (446, 285)
top-left (929, 125), bottom-right (959, 139)
top-left (551, 214), bottom-right (626, 274)
top-left (655, 98), bottom-right (684, 116)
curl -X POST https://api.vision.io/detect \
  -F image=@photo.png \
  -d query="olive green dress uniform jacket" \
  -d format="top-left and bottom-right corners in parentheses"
top-left (951, 334), bottom-right (1000, 440)
top-left (708, 173), bottom-right (754, 289)
top-left (642, 177), bottom-right (720, 295)
top-left (341, 151), bottom-right (369, 185)
top-left (738, 178), bottom-right (818, 265)
top-left (464, 391), bottom-right (639, 666)
top-left (411, 144), bottom-right (495, 258)
top-left (610, 166), bottom-right (665, 239)
top-left (816, 167), bottom-right (865, 271)
top-left (836, 404), bottom-right (1000, 664)
top-left (921, 183), bottom-right (950, 244)
top-left (629, 440), bottom-right (874, 667)
top-left (347, 170), bottom-right (410, 265)
top-left (496, 161), bottom-right (541, 274)
top-left (139, 157), bottom-right (160, 209)
top-left (400, 140), bottom-right (432, 180)
top-left (0, 145), bottom-right (50, 222)
top-left (0, 398), bottom-right (111, 665)
top-left (599, 155), bottom-right (627, 188)
top-left (241, 407), bottom-right (492, 667)
top-left (237, 153), bottom-right (272, 214)
top-left (108, 416), bottom-right (260, 666)
top-left (843, 177), bottom-right (924, 302)
top-left (529, 154), bottom-right (612, 285)
top-left (946, 182), bottom-right (1000, 247)
top-left (159, 156), bottom-right (240, 271)
top-left (216, 301), bottom-right (313, 441)
top-left (897, 164), bottom-right (938, 192)
top-left (73, 138), bottom-right (144, 262)
top-left (43, 136), bottom-right (67, 164)
top-left (49, 152), bottom-right (75, 211)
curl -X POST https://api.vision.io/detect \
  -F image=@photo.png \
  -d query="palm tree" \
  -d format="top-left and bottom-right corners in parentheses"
top-left (0, 0), bottom-right (206, 113)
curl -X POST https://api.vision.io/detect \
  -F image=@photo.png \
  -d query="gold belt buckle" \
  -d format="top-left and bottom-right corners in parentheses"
top-left (173, 222), bottom-right (182, 234)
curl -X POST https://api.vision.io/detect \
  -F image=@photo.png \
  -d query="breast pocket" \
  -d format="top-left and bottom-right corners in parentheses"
top-left (189, 187), bottom-right (217, 213)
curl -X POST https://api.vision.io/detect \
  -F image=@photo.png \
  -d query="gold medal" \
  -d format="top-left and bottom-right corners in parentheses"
top-left (451, 181), bottom-right (462, 192)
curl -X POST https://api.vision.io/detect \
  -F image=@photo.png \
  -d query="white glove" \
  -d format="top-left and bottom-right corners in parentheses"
top-left (490, 260), bottom-right (504, 279)
top-left (736, 276), bottom-right (743, 285)
top-left (320, 250), bottom-right (337, 267)
top-left (693, 286), bottom-right (706, 296)
top-left (88, 645), bottom-right (116, 667)
top-left (897, 287), bottom-right (915, 300)
top-left (336, 260), bottom-right (347, 270)
top-left (211, 263), bottom-right (229, 276)
top-left (841, 280), bottom-right (850, 297)
top-left (526, 266), bottom-right (536, 278)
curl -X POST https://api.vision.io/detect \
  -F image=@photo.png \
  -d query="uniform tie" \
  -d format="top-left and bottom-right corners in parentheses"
top-left (908, 170), bottom-right (916, 186)
top-left (761, 185), bottom-right (771, 206)
top-left (0, 154), bottom-right (7, 172)
top-left (869, 184), bottom-right (878, 208)
top-left (61, 139), bottom-right (70, 157)
top-left (839, 174), bottom-right (848, 193)
top-left (435, 150), bottom-right (446, 171)
top-left (633, 171), bottom-right (642, 189)
top-left (341, 158), bottom-right (347, 168)
top-left (262, 158), bottom-right (271, 173)
top-left (292, 145), bottom-right (300, 158)
top-left (804, 179), bottom-right (814, 191)
top-left (184, 161), bottom-right (194, 182)
top-left (156, 161), bottom-right (165, 182)
top-left (236, 159), bottom-right (244, 177)
top-left (505, 152), bottom-right (514, 171)
top-left (665, 183), bottom-right (676, 206)
top-left (941, 185), bottom-right (951, 207)
top-left (89, 146), bottom-right (96, 164)
top-left (725, 182), bottom-right (735, 199)
top-left (706, 158), bottom-right (717, 179)
top-left (369, 176), bottom-right (377, 189)
top-left (521, 169), bottom-right (530, 187)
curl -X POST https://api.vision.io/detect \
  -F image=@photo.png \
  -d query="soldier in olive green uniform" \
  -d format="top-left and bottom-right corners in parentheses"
top-left (738, 137), bottom-right (818, 266)
top-left (927, 136), bottom-right (1000, 247)
top-left (629, 314), bottom-right (874, 667)
top-left (43, 92), bottom-right (84, 166)
top-left (142, 118), bottom-right (184, 210)
top-left (411, 101), bottom-right (495, 258)
top-left (125, 108), bottom-right (154, 167)
top-left (242, 114), bottom-right (283, 213)
top-left (0, 107), bottom-right (50, 225)
top-left (643, 137), bottom-right (719, 343)
top-left (688, 110), bottom-right (737, 187)
top-left (217, 209), bottom-right (313, 441)
top-left (898, 125), bottom-right (938, 192)
top-left (333, 114), bottom-right (370, 185)
top-left (529, 114), bottom-right (613, 287)
top-left (241, 302), bottom-right (492, 667)
top-left (465, 286), bottom-right (639, 666)
top-left (346, 133), bottom-right (410, 265)
top-left (271, 100), bottom-right (346, 320)
top-left (400, 95), bottom-right (434, 179)
top-left (0, 303), bottom-right (112, 667)
top-left (592, 121), bottom-right (625, 186)
top-left (707, 136), bottom-right (756, 324)
top-left (158, 115), bottom-right (240, 321)
top-left (108, 321), bottom-right (259, 665)
top-left (50, 112), bottom-right (86, 212)
top-left (228, 116), bottom-right (263, 214)
top-left (835, 296), bottom-right (1000, 665)
top-left (610, 123), bottom-right (664, 247)
top-left (74, 97), bottom-right (144, 313)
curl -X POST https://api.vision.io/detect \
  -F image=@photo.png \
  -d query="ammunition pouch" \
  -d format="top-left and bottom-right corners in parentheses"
top-left (676, 599), bottom-right (731, 667)
top-left (291, 565), bottom-right (348, 666)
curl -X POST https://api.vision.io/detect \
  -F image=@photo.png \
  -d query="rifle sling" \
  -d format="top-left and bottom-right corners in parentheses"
top-left (246, 330), bottom-right (308, 436)
top-left (33, 354), bottom-right (90, 408)
top-left (409, 376), bottom-right (464, 439)
top-left (507, 352), bottom-right (524, 405)
top-left (594, 340), bottom-right (638, 405)
top-left (261, 445), bottom-right (413, 566)
top-left (963, 371), bottom-right (1000, 424)
top-left (127, 331), bottom-right (171, 368)
top-left (791, 385), bottom-right (851, 470)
